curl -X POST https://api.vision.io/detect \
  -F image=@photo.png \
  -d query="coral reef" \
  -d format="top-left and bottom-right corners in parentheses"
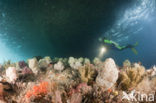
top-left (0, 56), bottom-right (155, 103)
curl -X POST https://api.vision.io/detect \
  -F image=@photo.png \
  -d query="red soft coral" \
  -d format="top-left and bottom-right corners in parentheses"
top-left (25, 81), bottom-right (49, 98)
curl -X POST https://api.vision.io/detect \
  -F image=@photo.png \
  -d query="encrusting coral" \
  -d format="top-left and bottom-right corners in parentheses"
top-left (0, 56), bottom-right (155, 103)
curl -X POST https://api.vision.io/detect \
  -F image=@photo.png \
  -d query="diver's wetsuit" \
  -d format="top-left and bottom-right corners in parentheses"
top-left (100, 38), bottom-right (137, 51)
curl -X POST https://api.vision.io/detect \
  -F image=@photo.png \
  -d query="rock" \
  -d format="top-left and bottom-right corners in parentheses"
top-left (6, 67), bottom-right (18, 83)
top-left (54, 61), bottom-right (64, 71)
top-left (28, 58), bottom-right (39, 74)
top-left (96, 58), bottom-right (119, 90)
top-left (38, 56), bottom-right (52, 69)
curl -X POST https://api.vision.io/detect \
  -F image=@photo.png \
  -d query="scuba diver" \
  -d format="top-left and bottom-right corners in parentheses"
top-left (98, 37), bottom-right (138, 55)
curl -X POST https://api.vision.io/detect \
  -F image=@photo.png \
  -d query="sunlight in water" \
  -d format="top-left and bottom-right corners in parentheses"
top-left (104, 0), bottom-right (155, 43)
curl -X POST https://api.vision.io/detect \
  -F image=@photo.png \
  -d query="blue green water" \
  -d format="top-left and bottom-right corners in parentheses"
top-left (0, 0), bottom-right (155, 68)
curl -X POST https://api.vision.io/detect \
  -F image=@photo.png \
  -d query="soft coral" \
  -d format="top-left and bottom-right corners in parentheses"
top-left (25, 81), bottom-right (49, 98)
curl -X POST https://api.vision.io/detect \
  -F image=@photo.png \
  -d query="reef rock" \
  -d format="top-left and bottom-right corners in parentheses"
top-left (28, 58), bottom-right (39, 74)
top-left (96, 58), bottom-right (119, 90)
top-left (54, 61), bottom-right (64, 71)
top-left (6, 67), bottom-right (18, 83)
top-left (38, 56), bottom-right (52, 69)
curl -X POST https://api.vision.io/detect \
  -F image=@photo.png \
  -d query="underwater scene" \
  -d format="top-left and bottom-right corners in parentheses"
top-left (0, 0), bottom-right (156, 103)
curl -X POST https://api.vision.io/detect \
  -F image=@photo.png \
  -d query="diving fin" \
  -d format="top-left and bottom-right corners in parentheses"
top-left (131, 48), bottom-right (138, 55)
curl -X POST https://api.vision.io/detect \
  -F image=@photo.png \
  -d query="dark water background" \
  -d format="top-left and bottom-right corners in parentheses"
top-left (0, 0), bottom-right (155, 68)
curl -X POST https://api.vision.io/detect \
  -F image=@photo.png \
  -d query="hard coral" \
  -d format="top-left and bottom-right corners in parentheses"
top-left (78, 64), bottom-right (97, 83)
top-left (25, 81), bottom-right (49, 99)
top-left (117, 63), bottom-right (145, 90)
